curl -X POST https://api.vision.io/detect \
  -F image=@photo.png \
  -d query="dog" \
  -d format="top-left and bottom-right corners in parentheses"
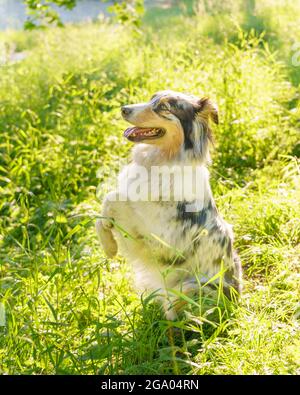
top-left (96, 90), bottom-right (242, 320)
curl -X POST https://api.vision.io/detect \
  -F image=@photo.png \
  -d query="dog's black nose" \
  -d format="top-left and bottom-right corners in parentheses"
top-left (121, 106), bottom-right (132, 117)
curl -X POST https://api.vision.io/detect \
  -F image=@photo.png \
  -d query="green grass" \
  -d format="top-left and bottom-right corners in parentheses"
top-left (0, 0), bottom-right (300, 374)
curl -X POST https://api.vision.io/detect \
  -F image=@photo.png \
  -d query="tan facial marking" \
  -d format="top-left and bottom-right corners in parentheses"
top-left (123, 91), bottom-right (218, 162)
top-left (156, 124), bottom-right (184, 159)
top-left (130, 106), bottom-right (156, 126)
top-left (125, 102), bottom-right (184, 158)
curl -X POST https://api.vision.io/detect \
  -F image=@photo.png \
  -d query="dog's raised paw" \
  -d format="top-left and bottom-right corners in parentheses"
top-left (96, 219), bottom-right (118, 258)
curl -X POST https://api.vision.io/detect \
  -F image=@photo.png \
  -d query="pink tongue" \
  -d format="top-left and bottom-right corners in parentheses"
top-left (123, 127), bottom-right (153, 138)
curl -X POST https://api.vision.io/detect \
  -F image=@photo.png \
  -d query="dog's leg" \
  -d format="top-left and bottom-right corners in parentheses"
top-left (163, 299), bottom-right (178, 321)
top-left (96, 219), bottom-right (117, 258)
top-left (224, 251), bottom-right (243, 297)
top-left (96, 191), bottom-right (120, 259)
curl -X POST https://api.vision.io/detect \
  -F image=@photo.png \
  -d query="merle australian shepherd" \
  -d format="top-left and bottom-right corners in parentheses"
top-left (96, 90), bottom-right (242, 320)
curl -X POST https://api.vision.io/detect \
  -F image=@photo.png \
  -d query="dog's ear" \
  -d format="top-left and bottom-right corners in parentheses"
top-left (195, 97), bottom-right (219, 125)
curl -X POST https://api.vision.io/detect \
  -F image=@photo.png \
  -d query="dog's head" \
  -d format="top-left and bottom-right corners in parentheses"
top-left (121, 90), bottom-right (218, 160)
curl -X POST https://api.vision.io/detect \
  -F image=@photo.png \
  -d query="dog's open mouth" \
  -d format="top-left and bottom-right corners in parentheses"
top-left (124, 127), bottom-right (165, 142)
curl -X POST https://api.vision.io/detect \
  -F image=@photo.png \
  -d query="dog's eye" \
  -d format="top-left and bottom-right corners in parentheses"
top-left (159, 103), bottom-right (169, 111)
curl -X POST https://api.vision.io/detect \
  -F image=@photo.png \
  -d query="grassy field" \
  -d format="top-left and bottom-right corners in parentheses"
top-left (0, 0), bottom-right (300, 374)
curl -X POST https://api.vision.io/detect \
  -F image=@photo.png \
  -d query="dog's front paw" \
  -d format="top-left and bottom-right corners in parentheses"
top-left (101, 216), bottom-right (114, 230)
top-left (96, 219), bottom-right (118, 258)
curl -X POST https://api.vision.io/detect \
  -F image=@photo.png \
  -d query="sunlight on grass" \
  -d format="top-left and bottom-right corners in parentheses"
top-left (0, 0), bottom-right (300, 374)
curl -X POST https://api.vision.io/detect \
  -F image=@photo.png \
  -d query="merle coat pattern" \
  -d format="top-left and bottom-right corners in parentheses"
top-left (96, 90), bottom-right (242, 319)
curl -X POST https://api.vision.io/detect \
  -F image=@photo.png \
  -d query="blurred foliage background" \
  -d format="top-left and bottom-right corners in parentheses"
top-left (0, 0), bottom-right (299, 374)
